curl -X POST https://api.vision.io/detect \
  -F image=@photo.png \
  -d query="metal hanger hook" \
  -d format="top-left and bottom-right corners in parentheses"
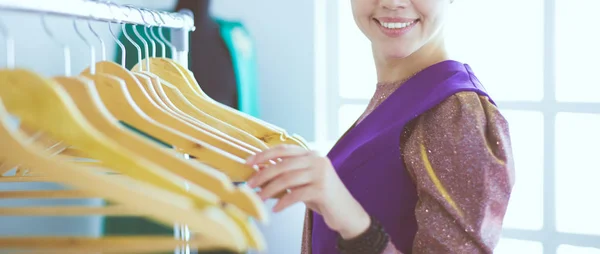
top-left (73, 18), bottom-right (96, 74)
top-left (41, 15), bottom-right (71, 76)
top-left (120, 6), bottom-right (143, 71)
top-left (0, 17), bottom-right (15, 70)
top-left (0, 17), bottom-right (15, 69)
top-left (136, 7), bottom-right (156, 59)
top-left (125, 5), bottom-right (150, 71)
top-left (144, 8), bottom-right (166, 58)
top-left (157, 11), bottom-right (178, 61)
top-left (87, 11), bottom-right (106, 61)
top-left (102, 0), bottom-right (126, 67)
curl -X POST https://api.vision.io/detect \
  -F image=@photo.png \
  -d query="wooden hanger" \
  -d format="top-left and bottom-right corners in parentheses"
top-left (76, 63), bottom-right (256, 182)
top-left (9, 75), bottom-right (268, 221)
top-left (3, 169), bottom-right (266, 251)
top-left (51, 75), bottom-right (267, 221)
top-left (133, 58), bottom-right (309, 149)
top-left (1, 166), bottom-right (265, 251)
top-left (123, 20), bottom-right (290, 164)
top-left (0, 236), bottom-right (236, 253)
top-left (0, 69), bottom-right (255, 212)
top-left (77, 13), bottom-right (258, 180)
top-left (176, 64), bottom-right (309, 149)
top-left (152, 77), bottom-right (269, 150)
top-left (174, 61), bottom-right (313, 149)
top-left (77, 63), bottom-right (267, 246)
top-left (0, 68), bottom-right (267, 250)
top-left (85, 64), bottom-right (254, 159)
top-left (0, 97), bottom-right (247, 252)
top-left (122, 21), bottom-right (266, 155)
top-left (133, 70), bottom-right (262, 154)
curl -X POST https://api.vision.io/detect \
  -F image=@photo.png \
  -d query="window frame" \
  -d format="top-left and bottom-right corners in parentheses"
top-left (313, 0), bottom-right (600, 252)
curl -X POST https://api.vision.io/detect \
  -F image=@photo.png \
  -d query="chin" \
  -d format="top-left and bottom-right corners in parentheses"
top-left (381, 47), bottom-right (417, 59)
top-left (384, 51), bottom-right (412, 59)
top-left (375, 40), bottom-right (420, 60)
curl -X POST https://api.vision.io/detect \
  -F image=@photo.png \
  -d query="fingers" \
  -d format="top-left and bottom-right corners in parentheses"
top-left (272, 186), bottom-right (314, 213)
top-left (258, 168), bottom-right (313, 200)
top-left (247, 155), bottom-right (312, 189)
top-left (246, 145), bottom-right (308, 165)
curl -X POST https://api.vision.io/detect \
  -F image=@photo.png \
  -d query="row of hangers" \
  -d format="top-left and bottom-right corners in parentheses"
top-left (0, 1), bottom-right (308, 253)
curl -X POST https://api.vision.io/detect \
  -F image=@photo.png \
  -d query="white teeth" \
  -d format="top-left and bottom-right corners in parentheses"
top-left (379, 21), bottom-right (415, 29)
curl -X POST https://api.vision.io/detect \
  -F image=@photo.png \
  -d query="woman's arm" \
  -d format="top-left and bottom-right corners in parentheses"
top-left (337, 92), bottom-right (515, 254)
top-left (401, 91), bottom-right (515, 253)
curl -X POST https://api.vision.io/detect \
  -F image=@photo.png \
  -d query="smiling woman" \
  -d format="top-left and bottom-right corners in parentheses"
top-left (243, 0), bottom-right (515, 254)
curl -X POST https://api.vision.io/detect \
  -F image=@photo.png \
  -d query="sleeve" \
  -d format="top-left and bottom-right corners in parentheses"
top-left (399, 91), bottom-right (516, 253)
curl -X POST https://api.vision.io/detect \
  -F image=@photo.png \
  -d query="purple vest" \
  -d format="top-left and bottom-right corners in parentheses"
top-left (311, 60), bottom-right (491, 254)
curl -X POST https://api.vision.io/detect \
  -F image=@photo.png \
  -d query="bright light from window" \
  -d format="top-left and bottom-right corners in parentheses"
top-left (555, 0), bottom-right (600, 103)
top-left (337, 0), bottom-right (376, 100)
top-left (445, 0), bottom-right (544, 102)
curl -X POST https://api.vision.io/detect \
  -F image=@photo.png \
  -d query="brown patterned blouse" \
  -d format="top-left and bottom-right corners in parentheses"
top-left (301, 91), bottom-right (515, 253)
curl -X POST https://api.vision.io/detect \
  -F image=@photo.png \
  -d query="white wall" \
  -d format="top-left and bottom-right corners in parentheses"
top-left (0, 1), bottom-right (316, 253)
top-left (210, 1), bottom-right (316, 141)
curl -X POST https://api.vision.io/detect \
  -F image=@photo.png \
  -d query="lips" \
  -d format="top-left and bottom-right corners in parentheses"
top-left (373, 18), bottom-right (419, 37)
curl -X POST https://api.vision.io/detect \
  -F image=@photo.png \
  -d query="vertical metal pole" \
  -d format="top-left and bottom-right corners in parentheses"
top-left (170, 10), bottom-right (193, 253)
top-left (171, 9), bottom-right (193, 68)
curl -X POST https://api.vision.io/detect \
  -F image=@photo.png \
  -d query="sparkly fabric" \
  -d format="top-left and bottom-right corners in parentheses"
top-left (401, 92), bottom-right (514, 253)
top-left (356, 81), bottom-right (409, 125)
top-left (301, 61), bottom-right (514, 254)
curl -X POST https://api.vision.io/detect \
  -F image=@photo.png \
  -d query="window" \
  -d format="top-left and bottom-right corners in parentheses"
top-left (555, 0), bottom-right (600, 103)
top-left (316, 0), bottom-right (600, 252)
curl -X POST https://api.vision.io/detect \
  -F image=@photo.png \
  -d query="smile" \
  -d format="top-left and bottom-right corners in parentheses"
top-left (379, 20), bottom-right (417, 29)
top-left (374, 18), bottom-right (419, 37)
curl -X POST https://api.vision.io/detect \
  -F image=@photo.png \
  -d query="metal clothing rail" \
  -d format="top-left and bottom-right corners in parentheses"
top-left (0, 0), bottom-right (194, 67)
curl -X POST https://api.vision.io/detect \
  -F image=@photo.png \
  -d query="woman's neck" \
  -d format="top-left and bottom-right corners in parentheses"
top-left (374, 36), bottom-right (449, 84)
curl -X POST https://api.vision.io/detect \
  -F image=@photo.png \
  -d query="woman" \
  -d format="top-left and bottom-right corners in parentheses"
top-left (246, 0), bottom-right (515, 253)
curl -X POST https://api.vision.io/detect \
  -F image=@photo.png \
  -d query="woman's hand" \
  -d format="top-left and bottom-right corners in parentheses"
top-left (246, 144), bottom-right (371, 239)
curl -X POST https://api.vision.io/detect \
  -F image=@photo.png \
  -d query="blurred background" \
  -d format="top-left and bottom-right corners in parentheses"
top-left (0, 0), bottom-right (598, 253)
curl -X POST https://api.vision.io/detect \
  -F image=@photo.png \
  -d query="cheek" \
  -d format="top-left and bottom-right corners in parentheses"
top-left (351, 1), bottom-right (376, 33)
top-left (416, 0), bottom-right (450, 32)
top-left (358, 17), bottom-right (376, 37)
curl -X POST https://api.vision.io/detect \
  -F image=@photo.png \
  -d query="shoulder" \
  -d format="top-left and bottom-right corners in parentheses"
top-left (425, 91), bottom-right (504, 125)
top-left (403, 92), bottom-right (512, 172)
top-left (400, 61), bottom-right (496, 128)
top-left (402, 91), bottom-right (512, 163)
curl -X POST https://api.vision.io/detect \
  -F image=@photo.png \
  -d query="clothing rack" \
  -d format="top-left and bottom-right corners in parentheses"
top-left (0, 0), bottom-right (195, 67)
top-left (0, 1), bottom-right (197, 253)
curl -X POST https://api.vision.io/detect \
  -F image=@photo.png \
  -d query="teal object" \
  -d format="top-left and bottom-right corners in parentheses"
top-left (119, 121), bottom-right (172, 149)
top-left (215, 19), bottom-right (260, 118)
